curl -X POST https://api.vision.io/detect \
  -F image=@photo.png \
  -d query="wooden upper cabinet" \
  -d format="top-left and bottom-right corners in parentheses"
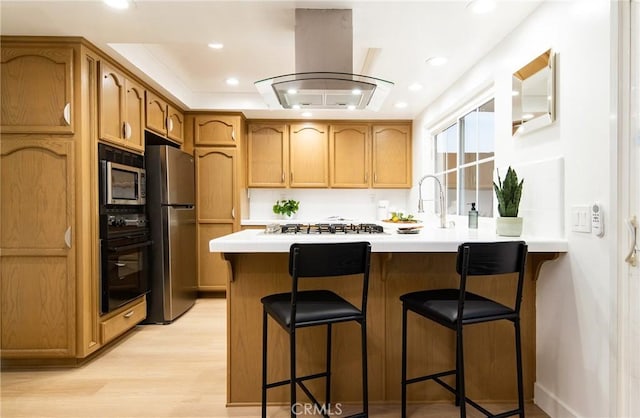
top-left (247, 123), bottom-right (288, 187)
top-left (330, 124), bottom-right (370, 188)
top-left (194, 115), bottom-right (240, 146)
top-left (195, 147), bottom-right (238, 223)
top-left (372, 124), bottom-right (412, 188)
top-left (145, 91), bottom-right (168, 136)
top-left (1, 46), bottom-right (74, 134)
top-left (145, 92), bottom-right (184, 144)
top-left (98, 61), bottom-right (144, 153)
top-left (167, 104), bottom-right (184, 144)
top-left (289, 123), bottom-right (329, 188)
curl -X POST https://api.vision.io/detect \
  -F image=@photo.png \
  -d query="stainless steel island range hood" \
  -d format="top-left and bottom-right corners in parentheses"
top-left (255, 9), bottom-right (394, 111)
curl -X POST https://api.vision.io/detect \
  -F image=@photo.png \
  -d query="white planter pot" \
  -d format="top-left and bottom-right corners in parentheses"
top-left (280, 213), bottom-right (297, 221)
top-left (496, 217), bottom-right (523, 237)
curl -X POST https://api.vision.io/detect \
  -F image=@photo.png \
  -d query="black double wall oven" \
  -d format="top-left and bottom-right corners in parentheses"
top-left (98, 144), bottom-right (151, 315)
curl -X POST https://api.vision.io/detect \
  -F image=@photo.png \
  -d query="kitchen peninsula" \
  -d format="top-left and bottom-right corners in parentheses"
top-left (209, 227), bottom-right (567, 406)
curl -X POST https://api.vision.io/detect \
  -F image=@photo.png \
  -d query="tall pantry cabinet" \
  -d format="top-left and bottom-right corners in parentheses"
top-left (0, 37), bottom-right (101, 361)
top-left (187, 113), bottom-right (245, 292)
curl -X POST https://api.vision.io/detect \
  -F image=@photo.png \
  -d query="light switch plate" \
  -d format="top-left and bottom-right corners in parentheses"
top-left (571, 205), bottom-right (592, 233)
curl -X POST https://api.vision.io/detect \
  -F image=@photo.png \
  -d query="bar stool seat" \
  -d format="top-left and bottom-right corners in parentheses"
top-left (400, 241), bottom-right (528, 418)
top-left (261, 242), bottom-right (372, 418)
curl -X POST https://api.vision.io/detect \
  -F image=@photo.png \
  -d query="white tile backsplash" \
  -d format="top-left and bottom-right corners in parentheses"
top-left (246, 188), bottom-right (410, 221)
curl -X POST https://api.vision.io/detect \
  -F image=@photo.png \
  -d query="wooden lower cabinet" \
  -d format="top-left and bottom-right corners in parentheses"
top-left (0, 139), bottom-right (76, 358)
top-left (100, 297), bottom-right (146, 344)
top-left (197, 223), bottom-right (234, 291)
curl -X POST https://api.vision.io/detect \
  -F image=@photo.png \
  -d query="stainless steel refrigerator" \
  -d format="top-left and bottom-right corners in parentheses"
top-left (145, 145), bottom-right (196, 324)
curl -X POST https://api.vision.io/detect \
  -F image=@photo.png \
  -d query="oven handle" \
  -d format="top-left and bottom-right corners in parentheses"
top-left (108, 240), bottom-right (153, 253)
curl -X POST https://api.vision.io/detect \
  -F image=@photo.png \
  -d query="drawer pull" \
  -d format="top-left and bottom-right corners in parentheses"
top-left (123, 310), bottom-right (134, 318)
top-left (231, 128), bottom-right (236, 141)
top-left (167, 117), bottom-right (174, 133)
top-left (115, 262), bottom-right (126, 267)
top-left (123, 122), bottom-right (132, 139)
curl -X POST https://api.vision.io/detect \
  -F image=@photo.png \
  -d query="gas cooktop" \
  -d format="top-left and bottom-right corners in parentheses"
top-left (278, 223), bottom-right (385, 234)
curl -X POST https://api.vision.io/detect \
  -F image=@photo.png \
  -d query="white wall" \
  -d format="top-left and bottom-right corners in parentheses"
top-left (413, 1), bottom-right (614, 417)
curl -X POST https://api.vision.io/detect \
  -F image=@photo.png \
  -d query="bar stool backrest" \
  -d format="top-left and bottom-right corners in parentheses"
top-left (456, 241), bottom-right (528, 314)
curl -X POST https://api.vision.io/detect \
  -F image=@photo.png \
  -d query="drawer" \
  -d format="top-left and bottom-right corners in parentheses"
top-left (101, 297), bottom-right (147, 344)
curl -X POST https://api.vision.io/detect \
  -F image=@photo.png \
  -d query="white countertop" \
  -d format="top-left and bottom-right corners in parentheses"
top-left (209, 228), bottom-right (568, 253)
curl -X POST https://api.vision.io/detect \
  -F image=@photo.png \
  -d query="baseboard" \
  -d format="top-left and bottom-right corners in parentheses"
top-left (534, 382), bottom-right (581, 418)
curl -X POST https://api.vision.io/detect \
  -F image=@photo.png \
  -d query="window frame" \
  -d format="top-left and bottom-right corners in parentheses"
top-left (429, 92), bottom-right (496, 219)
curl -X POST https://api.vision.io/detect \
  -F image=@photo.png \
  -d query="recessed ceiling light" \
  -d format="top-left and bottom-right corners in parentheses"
top-left (292, 104), bottom-right (301, 110)
top-left (347, 105), bottom-right (356, 110)
top-left (395, 102), bottom-right (408, 109)
top-left (408, 83), bottom-right (423, 92)
top-left (467, 0), bottom-right (496, 14)
top-left (226, 78), bottom-right (239, 86)
top-left (302, 111), bottom-right (312, 117)
top-left (103, 0), bottom-right (130, 9)
top-left (425, 56), bottom-right (448, 67)
top-left (287, 89), bottom-right (298, 95)
top-left (351, 89), bottom-right (362, 95)
top-left (208, 42), bottom-right (224, 49)
top-left (512, 90), bottom-right (520, 96)
top-left (522, 113), bottom-right (535, 120)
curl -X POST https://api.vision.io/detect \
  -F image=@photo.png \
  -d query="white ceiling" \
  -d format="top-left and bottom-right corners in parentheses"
top-left (0, 0), bottom-right (542, 120)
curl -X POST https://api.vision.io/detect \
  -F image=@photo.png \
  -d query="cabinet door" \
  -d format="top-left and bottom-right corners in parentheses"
top-left (1, 46), bottom-right (74, 134)
top-left (167, 105), bottom-right (184, 144)
top-left (289, 123), bottom-right (329, 187)
top-left (0, 140), bottom-right (76, 358)
top-left (98, 61), bottom-right (125, 145)
top-left (194, 115), bottom-right (240, 146)
top-left (372, 124), bottom-right (412, 188)
top-left (247, 123), bottom-right (288, 187)
top-left (124, 79), bottom-right (145, 153)
top-left (195, 148), bottom-right (238, 222)
top-left (330, 124), bottom-right (370, 188)
top-left (197, 224), bottom-right (233, 291)
top-left (145, 91), bottom-right (168, 137)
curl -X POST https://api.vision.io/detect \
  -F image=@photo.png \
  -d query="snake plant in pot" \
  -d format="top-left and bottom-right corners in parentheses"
top-left (493, 166), bottom-right (524, 236)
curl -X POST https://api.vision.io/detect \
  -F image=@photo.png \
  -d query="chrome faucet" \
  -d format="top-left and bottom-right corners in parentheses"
top-left (418, 174), bottom-right (446, 228)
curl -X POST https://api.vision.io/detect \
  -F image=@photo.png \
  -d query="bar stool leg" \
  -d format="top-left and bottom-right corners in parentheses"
top-left (325, 323), bottom-right (332, 409)
top-left (262, 310), bottom-right (268, 418)
top-left (290, 328), bottom-right (297, 418)
top-left (455, 338), bottom-right (460, 407)
top-left (515, 320), bottom-right (525, 417)
top-left (401, 306), bottom-right (408, 418)
top-left (361, 318), bottom-right (368, 415)
top-left (456, 325), bottom-right (466, 418)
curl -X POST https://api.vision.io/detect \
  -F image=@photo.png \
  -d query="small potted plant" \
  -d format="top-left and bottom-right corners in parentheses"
top-left (272, 199), bottom-right (300, 219)
top-left (493, 166), bottom-right (524, 236)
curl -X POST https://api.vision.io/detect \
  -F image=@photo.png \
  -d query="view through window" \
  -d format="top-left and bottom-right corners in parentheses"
top-left (433, 98), bottom-right (495, 217)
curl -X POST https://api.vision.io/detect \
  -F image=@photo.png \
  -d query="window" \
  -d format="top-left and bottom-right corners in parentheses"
top-left (432, 98), bottom-right (495, 217)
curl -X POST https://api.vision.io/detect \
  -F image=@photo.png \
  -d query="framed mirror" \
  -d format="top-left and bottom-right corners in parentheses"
top-left (512, 49), bottom-right (555, 135)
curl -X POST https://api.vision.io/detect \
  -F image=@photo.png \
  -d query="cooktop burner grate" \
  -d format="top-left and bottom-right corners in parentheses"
top-left (280, 223), bottom-right (384, 234)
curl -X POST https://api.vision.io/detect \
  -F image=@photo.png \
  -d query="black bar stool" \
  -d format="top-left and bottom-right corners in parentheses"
top-left (400, 241), bottom-right (528, 418)
top-left (261, 242), bottom-right (372, 418)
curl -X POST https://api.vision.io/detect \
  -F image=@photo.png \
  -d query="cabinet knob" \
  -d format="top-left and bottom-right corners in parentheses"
top-left (63, 103), bottom-right (71, 125)
top-left (231, 128), bottom-right (236, 141)
top-left (123, 122), bottom-right (132, 139)
top-left (64, 226), bottom-right (72, 249)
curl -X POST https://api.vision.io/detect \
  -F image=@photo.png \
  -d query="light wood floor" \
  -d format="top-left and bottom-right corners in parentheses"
top-left (1, 298), bottom-right (549, 418)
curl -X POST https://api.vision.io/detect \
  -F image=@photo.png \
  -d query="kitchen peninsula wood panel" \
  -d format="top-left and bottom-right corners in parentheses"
top-left (221, 250), bottom-right (559, 405)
